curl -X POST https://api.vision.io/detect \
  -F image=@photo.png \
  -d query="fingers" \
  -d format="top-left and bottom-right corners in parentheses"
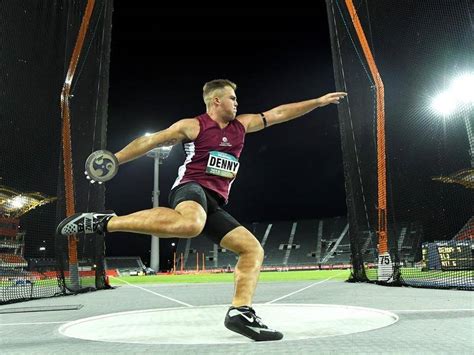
top-left (328, 92), bottom-right (347, 104)
top-left (84, 170), bottom-right (102, 184)
top-left (330, 92), bottom-right (347, 98)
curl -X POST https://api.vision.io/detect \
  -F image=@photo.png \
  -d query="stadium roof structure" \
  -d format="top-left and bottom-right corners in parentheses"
top-left (0, 184), bottom-right (56, 218)
top-left (432, 168), bottom-right (474, 190)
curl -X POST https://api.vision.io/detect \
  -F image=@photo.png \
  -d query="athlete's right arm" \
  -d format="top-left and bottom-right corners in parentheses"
top-left (114, 118), bottom-right (199, 165)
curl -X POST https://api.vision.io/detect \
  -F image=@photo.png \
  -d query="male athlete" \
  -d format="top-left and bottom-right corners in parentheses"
top-left (57, 79), bottom-right (346, 341)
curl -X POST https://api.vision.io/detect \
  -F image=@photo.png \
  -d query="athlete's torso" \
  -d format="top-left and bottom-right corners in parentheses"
top-left (172, 113), bottom-right (246, 202)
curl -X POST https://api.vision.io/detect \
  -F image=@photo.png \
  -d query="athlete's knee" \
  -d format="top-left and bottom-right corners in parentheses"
top-left (240, 239), bottom-right (264, 260)
top-left (184, 220), bottom-right (205, 238)
top-left (175, 217), bottom-right (204, 238)
top-left (255, 243), bottom-right (264, 263)
top-left (174, 201), bottom-right (206, 237)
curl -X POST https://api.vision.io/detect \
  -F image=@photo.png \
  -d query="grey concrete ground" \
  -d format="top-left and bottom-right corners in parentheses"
top-left (1, 279), bottom-right (473, 354)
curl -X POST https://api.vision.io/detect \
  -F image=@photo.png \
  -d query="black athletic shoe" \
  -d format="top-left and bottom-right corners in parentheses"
top-left (56, 211), bottom-right (116, 236)
top-left (224, 306), bottom-right (283, 342)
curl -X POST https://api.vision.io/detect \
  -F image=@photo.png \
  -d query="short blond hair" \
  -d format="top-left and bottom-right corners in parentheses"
top-left (203, 79), bottom-right (237, 109)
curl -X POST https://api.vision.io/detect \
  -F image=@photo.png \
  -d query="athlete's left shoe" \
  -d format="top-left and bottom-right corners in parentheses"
top-left (224, 306), bottom-right (283, 341)
top-left (56, 211), bottom-right (116, 236)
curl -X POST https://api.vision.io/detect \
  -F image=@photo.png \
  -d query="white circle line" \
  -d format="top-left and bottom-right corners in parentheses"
top-left (58, 303), bottom-right (399, 344)
top-left (1, 321), bottom-right (68, 326)
top-left (391, 308), bottom-right (474, 313)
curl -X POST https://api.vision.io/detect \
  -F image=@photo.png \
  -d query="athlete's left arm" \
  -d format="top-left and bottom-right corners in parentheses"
top-left (237, 92), bottom-right (347, 133)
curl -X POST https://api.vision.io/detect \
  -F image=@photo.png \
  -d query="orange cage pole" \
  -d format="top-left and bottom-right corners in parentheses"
top-left (345, 0), bottom-right (387, 254)
top-left (60, 0), bottom-right (96, 288)
top-left (180, 253), bottom-right (183, 272)
top-left (202, 253), bottom-right (205, 272)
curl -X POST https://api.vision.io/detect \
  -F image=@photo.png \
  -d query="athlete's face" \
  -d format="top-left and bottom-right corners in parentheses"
top-left (219, 87), bottom-right (238, 121)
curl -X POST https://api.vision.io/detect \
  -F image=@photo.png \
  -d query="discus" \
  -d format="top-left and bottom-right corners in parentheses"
top-left (84, 150), bottom-right (119, 183)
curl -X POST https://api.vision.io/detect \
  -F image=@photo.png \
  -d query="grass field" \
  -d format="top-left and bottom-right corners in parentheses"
top-left (2, 268), bottom-right (471, 288)
top-left (109, 270), bottom-right (351, 285)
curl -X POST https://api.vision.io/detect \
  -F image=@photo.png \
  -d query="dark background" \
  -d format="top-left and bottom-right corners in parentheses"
top-left (105, 5), bottom-right (346, 269)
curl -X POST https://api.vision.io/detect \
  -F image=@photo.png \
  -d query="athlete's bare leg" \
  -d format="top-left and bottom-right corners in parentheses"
top-left (220, 226), bottom-right (264, 307)
top-left (106, 201), bottom-right (206, 238)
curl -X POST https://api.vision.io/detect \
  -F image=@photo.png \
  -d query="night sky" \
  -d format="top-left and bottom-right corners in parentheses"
top-left (104, 5), bottom-right (347, 268)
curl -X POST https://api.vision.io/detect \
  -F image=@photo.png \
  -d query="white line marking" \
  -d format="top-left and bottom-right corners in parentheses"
top-left (391, 309), bottom-right (474, 313)
top-left (0, 321), bottom-right (67, 326)
top-left (110, 276), bottom-right (193, 307)
top-left (265, 273), bottom-right (344, 304)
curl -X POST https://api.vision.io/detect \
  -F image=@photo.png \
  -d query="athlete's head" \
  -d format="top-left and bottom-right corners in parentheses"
top-left (203, 79), bottom-right (238, 121)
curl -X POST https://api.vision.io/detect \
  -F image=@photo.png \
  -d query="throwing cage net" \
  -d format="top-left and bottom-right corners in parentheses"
top-left (326, 0), bottom-right (473, 289)
top-left (0, 0), bottom-right (113, 304)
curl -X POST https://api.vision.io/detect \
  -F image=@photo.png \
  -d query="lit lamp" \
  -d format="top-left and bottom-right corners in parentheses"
top-left (431, 72), bottom-right (474, 167)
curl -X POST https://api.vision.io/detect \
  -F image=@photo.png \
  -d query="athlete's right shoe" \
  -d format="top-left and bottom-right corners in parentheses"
top-left (224, 306), bottom-right (283, 341)
top-left (56, 211), bottom-right (116, 236)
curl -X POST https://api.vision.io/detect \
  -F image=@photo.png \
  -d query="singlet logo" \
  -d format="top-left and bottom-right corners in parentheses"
top-left (219, 136), bottom-right (232, 147)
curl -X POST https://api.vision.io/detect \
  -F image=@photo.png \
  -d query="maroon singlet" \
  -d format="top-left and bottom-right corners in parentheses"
top-left (171, 113), bottom-right (246, 202)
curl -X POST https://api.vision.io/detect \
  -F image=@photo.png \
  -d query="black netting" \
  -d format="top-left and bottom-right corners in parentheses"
top-left (326, 0), bottom-right (473, 289)
top-left (0, 0), bottom-right (113, 304)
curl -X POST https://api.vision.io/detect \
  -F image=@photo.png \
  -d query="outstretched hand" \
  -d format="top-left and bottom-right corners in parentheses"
top-left (318, 92), bottom-right (347, 107)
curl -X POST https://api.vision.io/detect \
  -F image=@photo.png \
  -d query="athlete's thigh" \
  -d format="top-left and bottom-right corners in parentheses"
top-left (169, 182), bottom-right (208, 229)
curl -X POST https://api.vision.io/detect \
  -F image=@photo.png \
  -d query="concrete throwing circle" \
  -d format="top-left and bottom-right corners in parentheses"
top-left (59, 304), bottom-right (398, 344)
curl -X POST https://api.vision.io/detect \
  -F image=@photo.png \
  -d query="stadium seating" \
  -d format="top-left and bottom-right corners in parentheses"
top-left (176, 217), bottom-right (355, 270)
top-left (173, 217), bottom-right (424, 271)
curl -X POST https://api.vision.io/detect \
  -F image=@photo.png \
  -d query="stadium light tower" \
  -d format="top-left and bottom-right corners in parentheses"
top-left (431, 72), bottom-right (474, 167)
top-left (145, 133), bottom-right (173, 272)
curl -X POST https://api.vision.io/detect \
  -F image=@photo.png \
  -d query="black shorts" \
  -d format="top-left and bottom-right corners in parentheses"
top-left (168, 182), bottom-right (241, 244)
